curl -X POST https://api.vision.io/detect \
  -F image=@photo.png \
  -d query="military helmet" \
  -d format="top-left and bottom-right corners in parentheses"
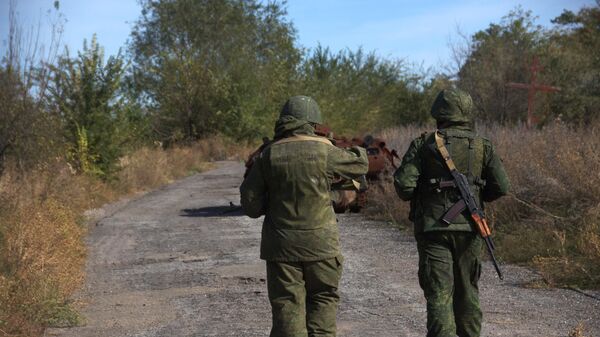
top-left (430, 89), bottom-right (474, 123)
top-left (279, 95), bottom-right (322, 124)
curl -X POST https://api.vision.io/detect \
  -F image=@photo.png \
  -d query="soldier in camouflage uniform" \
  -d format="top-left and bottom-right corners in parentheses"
top-left (240, 96), bottom-right (369, 337)
top-left (393, 89), bottom-right (509, 337)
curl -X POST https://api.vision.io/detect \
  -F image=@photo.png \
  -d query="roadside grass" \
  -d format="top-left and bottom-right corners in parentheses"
top-left (368, 122), bottom-right (600, 289)
top-left (569, 322), bottom-right (591, 337)
top-left (0, 136), bottom-right (248, 336)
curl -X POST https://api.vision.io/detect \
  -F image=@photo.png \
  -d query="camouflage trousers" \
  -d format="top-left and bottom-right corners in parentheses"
top-left (266, 257), bottom-right (343, 337)
top-left (416, 232), bottom-right (483, 337)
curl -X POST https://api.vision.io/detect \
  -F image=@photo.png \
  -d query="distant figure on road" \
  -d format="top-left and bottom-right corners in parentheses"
top-left (393, 89), bottom-right (510, 337)
top-left (240, 96), bottom-right (368, 337)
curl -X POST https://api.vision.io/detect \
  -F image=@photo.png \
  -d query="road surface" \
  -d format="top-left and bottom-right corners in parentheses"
top-left (48, 161), bottom-right (600, 337)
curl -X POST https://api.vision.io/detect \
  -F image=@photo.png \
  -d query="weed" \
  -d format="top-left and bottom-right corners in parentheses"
top-left (569, 322), bottom-right (588, 337)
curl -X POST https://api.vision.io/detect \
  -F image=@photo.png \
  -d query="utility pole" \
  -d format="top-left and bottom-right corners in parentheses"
top-left (507, 57), bottom-right (561, 128)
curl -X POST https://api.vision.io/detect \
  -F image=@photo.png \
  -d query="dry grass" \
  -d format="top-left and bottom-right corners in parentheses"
top-left (0, 163), bottom-right (92, 336)
top-left (371, 122), bottom-right (600, 289)
top-left (116, 136), bottom-right (252, 193)
top-left (364, 125), bottom-right (430, 228)
top-left (569, 322), bottom-right (590, 337)
top-left (0, 136), bottom-right (248, 336)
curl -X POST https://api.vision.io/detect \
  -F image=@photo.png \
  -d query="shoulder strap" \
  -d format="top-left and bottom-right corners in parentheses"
top-left (272, 135), bottom-right (333, 146)
top-left (434, 130), bottom-right (457, 172)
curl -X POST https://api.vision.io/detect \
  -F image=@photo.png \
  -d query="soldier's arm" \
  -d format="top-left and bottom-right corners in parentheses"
top-left (481, 141), bottom-right (510, 202)
top-left (240, 155), bottom-right (267, 218)
top-left (327, 145), bottom-right (369, 180)
top-left (393, 139), bottom-right (422, 201)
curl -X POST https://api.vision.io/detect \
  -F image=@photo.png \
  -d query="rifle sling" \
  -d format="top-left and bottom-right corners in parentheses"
top-left (434, 131), bottom-right (468, 224)
top-left (434, 131), bottom-right (458, 171)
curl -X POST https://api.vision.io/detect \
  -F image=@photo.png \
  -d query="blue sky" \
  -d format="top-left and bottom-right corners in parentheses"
top-left (1, 0), bottom-right (595, 70)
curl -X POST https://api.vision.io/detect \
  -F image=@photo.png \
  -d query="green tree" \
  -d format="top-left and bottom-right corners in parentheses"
top-left (129, 0), bottom-right (300, 142)
top-left (457, 8), bottom-right (547, 123)
top-left (296, 45), bottom-right (430, 134)
top-left (455, 3), bottom-right (600, 125)
top-left (46, 36), bottom-right (137, 177)
top-left (546, 2), bottom-right (600, 123)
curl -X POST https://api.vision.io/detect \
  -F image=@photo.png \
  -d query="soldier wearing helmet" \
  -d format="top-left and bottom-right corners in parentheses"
top-left (394, 89), bottom-right (509, 337)
top-left (240, 95), bottom-right (368, 337)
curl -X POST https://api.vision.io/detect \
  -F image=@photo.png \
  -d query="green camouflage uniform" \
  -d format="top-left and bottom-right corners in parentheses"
top-left (240, 96), bottom-right (369, 337)
top-left (393, 89), bottom-right (509, 337)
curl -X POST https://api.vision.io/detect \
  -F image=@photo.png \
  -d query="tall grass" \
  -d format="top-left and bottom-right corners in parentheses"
top-left (0, 136), bottom-right (248, 336)
top-left (370, 122), bottom-right (600, 289)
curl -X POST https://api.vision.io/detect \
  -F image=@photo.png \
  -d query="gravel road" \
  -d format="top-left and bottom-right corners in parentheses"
top-left (48, 161), bottom-right (600, 337)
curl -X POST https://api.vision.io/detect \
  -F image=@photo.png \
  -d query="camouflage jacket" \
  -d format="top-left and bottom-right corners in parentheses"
top-left (240, 116), bottom-right (369, 261)
top-left (393, 124), bottom-right (509, 233)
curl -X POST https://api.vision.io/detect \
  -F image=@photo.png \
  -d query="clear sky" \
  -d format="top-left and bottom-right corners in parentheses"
top-left (0, 0), bottom-right (595, 70)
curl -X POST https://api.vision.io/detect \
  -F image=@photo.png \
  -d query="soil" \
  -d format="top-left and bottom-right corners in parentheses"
top-left (47, 161), bottom-right (600, 337)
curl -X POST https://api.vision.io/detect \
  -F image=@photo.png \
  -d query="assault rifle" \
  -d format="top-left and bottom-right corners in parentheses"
top-left (435, 131), bottom-right (504, 280)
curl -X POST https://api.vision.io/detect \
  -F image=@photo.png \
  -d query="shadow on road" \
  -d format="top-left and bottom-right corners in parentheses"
top-left (180, 205), bottom-right (245, 217)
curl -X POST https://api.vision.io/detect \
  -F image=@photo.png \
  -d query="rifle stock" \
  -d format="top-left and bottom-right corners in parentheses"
top-left (472, 214), bottom-right (502, 279)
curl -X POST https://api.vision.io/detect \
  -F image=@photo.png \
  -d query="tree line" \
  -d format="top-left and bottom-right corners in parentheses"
top-left (1, 0), bottom-right (598, 178)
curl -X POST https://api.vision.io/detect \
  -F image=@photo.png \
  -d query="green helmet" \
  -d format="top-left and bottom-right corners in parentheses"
top-left (430, 89), bottom-right (474, 124)
top-left (279, 95), bottom-right (322, 124)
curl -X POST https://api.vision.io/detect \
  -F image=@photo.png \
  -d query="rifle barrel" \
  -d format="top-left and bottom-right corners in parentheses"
top-left (484, 237), bottom-right (504, 280)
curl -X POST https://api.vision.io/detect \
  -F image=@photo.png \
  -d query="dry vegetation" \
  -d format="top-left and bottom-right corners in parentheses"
top-left (0, 136), bottom-right (249, 336)
top-left (368, 122), bottom-right (600, 289)
top-left (569, 322), bottom-right (591, 337)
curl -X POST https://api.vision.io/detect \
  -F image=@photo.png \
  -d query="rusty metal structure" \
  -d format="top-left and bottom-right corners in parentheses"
top-left (507, 56), bottom-right (561, 128)
top-left (244, 125), bottom-right (399, 213)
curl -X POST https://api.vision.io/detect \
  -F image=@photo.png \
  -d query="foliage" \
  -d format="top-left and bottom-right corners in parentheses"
top-left (0, 67), bottom-right (62, 175)
top-left (129, 0), bottom-right (300, 142)
top-left (0, 2), bottom-right (64, 175)
top-left (46, 36), bottom-right (144, 178)
top-left (295, 46), bottom-right (434, 134)
top-left (546, 3), bottom-right (600, 123)
top-left (456, 8), bottom-right (547, 123)
top-left (455, 3), bottom-right (600, 125)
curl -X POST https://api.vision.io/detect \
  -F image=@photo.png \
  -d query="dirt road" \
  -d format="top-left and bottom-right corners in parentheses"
top-left (48, 161), bottom-right (599, 337)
